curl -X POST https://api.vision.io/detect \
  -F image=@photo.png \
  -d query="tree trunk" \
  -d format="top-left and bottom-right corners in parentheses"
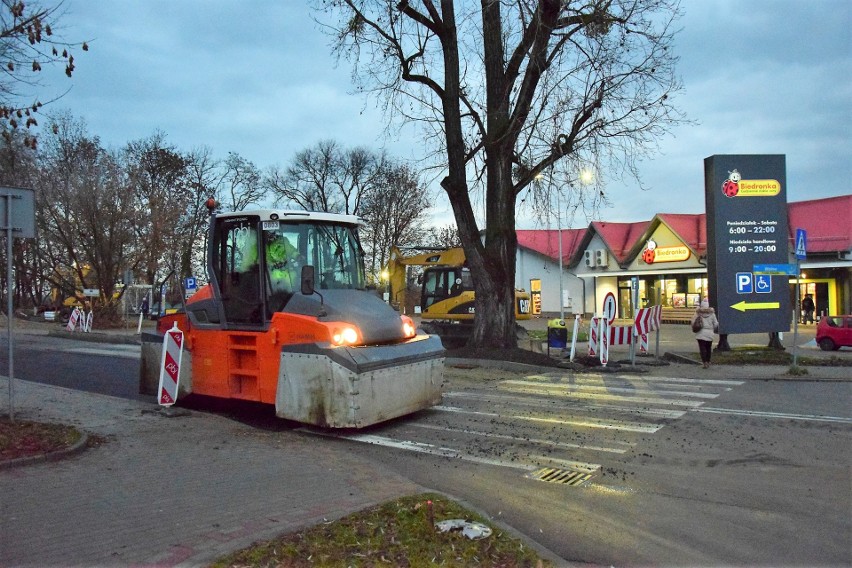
top-left (468, 151), bottom-right (518, 349)
top-left (464, 1), bottom-right (518, 350)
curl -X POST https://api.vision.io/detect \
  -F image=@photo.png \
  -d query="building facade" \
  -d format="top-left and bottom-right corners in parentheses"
top-left (516, 195), bottom-right (852, 322)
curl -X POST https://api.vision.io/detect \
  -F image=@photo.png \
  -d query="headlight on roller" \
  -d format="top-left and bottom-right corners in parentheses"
top-left (401, 315), bottom-right (416, 339)
top-left (332, 326), bottom-right (360, 346)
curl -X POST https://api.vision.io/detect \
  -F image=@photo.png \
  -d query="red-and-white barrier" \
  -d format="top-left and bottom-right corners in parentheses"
top-left (634, 305), bottom-right (662, 357)
top-left (588, 317), bottom-right (634, 353)
top-left (599, 317), bottom-right (609, 366)
top-left (157, 322), bottom-right (184, 406)
top-left (634, 305), bottom-right (662, 335)
top-left (65, 307), bottom-right (93, 333)
top-left (638, 333), bottom-right (649, 354)
top-left (66, 307), bottom-right (81, 331)
top-left (587, 304), bottom-right (664, 364)
top-left (588, 317), bottom-right (599, 356)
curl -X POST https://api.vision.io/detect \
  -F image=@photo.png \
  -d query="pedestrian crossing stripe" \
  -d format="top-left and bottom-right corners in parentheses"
top-left (500, 380), bottom-right (722, 399)
top-left (443, 391), bottom-right (687, 419)
top-left (410, 422), bottom-right (632, 454)
top-left (496, 382), bottom-right (708, 408)
top-left (433, 405), bottom-right (663, 433)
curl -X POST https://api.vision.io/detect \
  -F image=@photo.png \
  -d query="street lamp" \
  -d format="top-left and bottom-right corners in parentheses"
top-left (557, 191), bottom-right (564, 320)
top-left (380, 269), bottom-right (390, 303)
top-left (539, 167), bottom-right (595, 320)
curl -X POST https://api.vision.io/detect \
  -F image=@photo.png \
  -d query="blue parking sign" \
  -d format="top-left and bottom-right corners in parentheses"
top-left (737, 272), bottom-right (753, 294)
top-left (184, 277), bottom-right (197, 290)
top-left (736, 272), bottom-right (753, 294)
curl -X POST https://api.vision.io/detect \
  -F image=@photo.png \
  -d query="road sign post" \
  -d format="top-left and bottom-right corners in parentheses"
top-left (3, 187), bottom-right (35, 422)
top-left (602, 292), bottom-right (617, 324)
top-left (792, 228), bottom-right (806, 367)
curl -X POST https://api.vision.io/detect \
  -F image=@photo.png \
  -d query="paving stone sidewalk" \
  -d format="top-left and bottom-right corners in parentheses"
top-left (0, 378), bottom-right (423, 567)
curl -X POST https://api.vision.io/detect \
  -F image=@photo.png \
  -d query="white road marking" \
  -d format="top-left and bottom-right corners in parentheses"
top-left (340, 433), bottom-right (534, 471)
top-left (343, 433), bottom-right (602, 473)
top-left (495, 383), bottom-right (708, 408)
top-left (433, 405), bottom-right (664, 433)
top-left (693, 407), bottom-right (852, 424)
top-left (444, 391), bottom-right (687, 419)
top-left (528, 373), bottom-right (745, 387)
top-left (628, 376), bottom-right (745, 387)
top-left (66, 347), bottom-right (140, 359)
top-left (411, 422), bottom-right (632, 454)
top-left (501, 380), bottom-right (722, 399)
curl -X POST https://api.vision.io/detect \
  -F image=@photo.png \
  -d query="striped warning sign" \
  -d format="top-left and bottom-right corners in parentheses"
top-left (157, 322), bottom-right (184, 406)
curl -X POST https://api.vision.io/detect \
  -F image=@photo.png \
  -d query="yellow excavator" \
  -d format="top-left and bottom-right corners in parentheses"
top-left (385, 246), bottom-right (531, 346)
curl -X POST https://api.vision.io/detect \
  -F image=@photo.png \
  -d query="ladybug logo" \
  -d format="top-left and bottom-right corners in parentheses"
top-left (641, 239), bottom-right (657, 264)
top-left (722, 169), bottom-right (741, 198)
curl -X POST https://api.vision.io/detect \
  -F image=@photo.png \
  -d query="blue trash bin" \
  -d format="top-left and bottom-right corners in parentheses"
top-left (547, 318), bottom-right (567, 349)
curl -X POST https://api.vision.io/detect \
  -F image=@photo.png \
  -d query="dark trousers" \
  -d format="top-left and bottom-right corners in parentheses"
top-left (697, 339), bottom-right (713, 363)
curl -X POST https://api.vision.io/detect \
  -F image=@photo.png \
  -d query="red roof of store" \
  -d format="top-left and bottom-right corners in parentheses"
top-left (518, 194), bottom-right (850, 265)
top-left (517, 229), bottom-right (585, 263)
top-left (590, 221), bottom-right (650, 263)
top-left (787, 195), bottom-right (852, 253)
top-left (655, 213), bottom-right (708, 257)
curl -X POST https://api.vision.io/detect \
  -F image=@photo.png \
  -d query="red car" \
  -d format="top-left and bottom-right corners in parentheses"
top-left (816, 315), bottom-right (852, 351)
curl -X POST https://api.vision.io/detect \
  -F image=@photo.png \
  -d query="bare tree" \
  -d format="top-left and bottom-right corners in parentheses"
top-left (264, 140), bottom-right (385, 215)
top-left (421, 224), bottom-right (461, 249)
top-left (34, 113), bottom-right (133, 321)
top-left (180, 146), bottom-right (221, 280)
top-left (177, 149), bottom-right (266, 283)
top-left (359, 162), bottom-right (431, 282)
top-left (0, 0), bottom-right (88, 149)
top-left (217, 151), bottom-right (264, 212)
top-left (319, 0), bottom-right (684, 348)
top-left (122, 132), bottom-right (190, 288)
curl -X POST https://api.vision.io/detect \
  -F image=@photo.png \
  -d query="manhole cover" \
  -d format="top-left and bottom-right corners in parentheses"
top-left (528, 467), bottom-right (593, 486)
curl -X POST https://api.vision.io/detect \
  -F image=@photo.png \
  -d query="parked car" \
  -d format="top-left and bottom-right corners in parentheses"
top-left (815, 315), bottom-right (852, 351)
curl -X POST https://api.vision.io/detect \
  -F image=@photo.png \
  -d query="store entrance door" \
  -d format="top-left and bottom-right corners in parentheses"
top-left (619, 287), bottom-right (633, 319)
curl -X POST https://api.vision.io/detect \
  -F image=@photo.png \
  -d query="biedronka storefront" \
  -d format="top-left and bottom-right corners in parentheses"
top-left (562, 195), bottom-right (851, 322)
top-left (569, 214), bottom-right (711, 322)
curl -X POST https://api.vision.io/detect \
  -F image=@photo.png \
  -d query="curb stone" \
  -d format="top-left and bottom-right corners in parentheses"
top-left (0, 431), bottom-right (90, 471)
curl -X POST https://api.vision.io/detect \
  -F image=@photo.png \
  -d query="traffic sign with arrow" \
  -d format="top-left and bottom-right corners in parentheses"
top-left (730, 300), bottom-right (781, 312)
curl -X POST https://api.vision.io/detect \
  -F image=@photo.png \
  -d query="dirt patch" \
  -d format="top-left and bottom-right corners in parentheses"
top-left (0, 417), bottom-right (83, 461)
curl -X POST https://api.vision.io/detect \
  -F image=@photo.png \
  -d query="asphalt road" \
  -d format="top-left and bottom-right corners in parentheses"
top-left (5, 330), bottom-right (851, 566)
top-left (1, 333), bottom-right (145, 401)
top-left (324, 366), bottom-right (852, 566)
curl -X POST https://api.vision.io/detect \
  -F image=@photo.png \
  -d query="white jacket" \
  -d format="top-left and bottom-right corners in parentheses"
top-left (692, 307), bottom-right (718, 341)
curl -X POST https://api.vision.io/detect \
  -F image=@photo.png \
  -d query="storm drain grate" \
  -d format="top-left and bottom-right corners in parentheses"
top-left (528, 467), bottom-right (593, 486)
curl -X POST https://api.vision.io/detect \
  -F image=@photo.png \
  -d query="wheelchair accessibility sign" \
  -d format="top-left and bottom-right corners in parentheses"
top-left (736, 272), bottom-right (772, 294)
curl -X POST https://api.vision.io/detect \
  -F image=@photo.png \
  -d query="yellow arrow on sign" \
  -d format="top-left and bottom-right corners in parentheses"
top-left (730, 301), bottom-right (780, 312)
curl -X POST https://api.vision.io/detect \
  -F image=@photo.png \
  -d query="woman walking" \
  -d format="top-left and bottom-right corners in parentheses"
top-left (692, 299), bottom-right (719, 369)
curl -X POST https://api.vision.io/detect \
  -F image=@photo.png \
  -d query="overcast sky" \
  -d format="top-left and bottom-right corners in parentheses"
top-left (46, 0), bottom-right (851, 230)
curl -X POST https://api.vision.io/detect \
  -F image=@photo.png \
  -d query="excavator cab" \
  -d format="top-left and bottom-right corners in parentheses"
top-left (420, 266), bottom-right (474, 310)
